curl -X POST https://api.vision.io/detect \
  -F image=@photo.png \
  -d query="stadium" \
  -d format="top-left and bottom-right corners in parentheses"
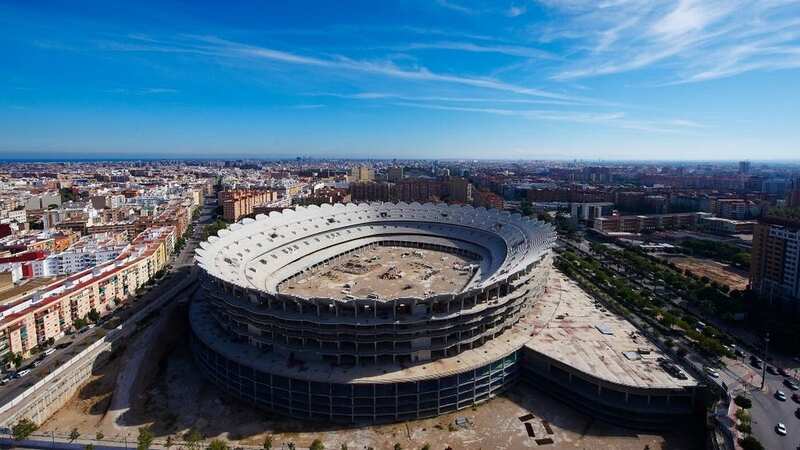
top-left (191, 202), bottom-right (556, 423)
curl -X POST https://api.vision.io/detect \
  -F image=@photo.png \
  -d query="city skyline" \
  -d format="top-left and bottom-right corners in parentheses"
top-left (2, 0), bottom-right (799, 160)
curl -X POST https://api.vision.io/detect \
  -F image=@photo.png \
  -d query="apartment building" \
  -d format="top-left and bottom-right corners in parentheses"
top-left (592, 212), bottom-right (705, 233)
top-left (219, 189), bottom-right (276, 222)
top-left (751, 210), bottom-right (800, 308)
top-left (700, 216), bottom-right (756, 235)
top-left (0, 226), bottom-right (176, 359)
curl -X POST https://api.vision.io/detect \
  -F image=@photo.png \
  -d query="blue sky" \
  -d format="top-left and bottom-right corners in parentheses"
top-left (1, 0), bottom-right (799, 160)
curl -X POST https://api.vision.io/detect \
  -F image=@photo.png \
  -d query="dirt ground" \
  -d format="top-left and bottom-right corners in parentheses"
top-left (40, 336), bottom-right (700, 450)
top-left (281, 246), bottom-right (478, 299)
top-left (666, 256), bottom-right (749, 290)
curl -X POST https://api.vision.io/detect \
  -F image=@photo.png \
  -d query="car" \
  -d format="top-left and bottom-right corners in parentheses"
top-left (0, 374), bottom-right (11, 385)
top-left (796, 407), bottom-right (800, 419)
top-left (13, 369), bottom-right (30, 378)
top-left (734, 349), bottom-right (745, 357)
top-left (30, 359), bottom-right (42, 368)
top-left (776, 422), bottom-right (787, 435)
top-left (777, 390), bottom-right (788, 401)
top-left (779, 367), bottom-right (791, 377)
top-left (705, 367), bottom-right (720, 378)
top-left (768, 366), bottom-right (780, 375)
top-left (55, 342), bottom-right (70, 350)
top-left (43, 347), bottom-right (56, 356)
top-left (793, 393), bottom-right (800, 403)
top-left (785, 379), bottom-right (800, 391)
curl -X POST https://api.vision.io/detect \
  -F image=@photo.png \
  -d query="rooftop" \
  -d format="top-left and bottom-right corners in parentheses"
top-left (524, 271), bottom-right (697, 390)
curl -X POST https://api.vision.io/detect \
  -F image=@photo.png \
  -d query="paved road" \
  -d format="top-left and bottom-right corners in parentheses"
top-left (561, 237), bottom-right (800, 449)
top-left (0, 197), bottom-right (217, 406)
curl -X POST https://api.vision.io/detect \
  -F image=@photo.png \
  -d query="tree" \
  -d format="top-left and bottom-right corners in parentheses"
top-left (184, 429), bottom-right (203, 450)
top-left (287, 443), bottom-right (296, 450)
top-left (87, 308), bottom-right (101, 323)
top-left (85, 445), bottom-right (95, 450)
top-left (421, 444), bottom-right (431, 450)
top-left (11, 418), bottom-right (37, 440)
top-left (738, 436), bottom-right (765, 450)
top-left (340, 445), bottom-right (348, 450)
top-left (262, 435), bottom-right (272, 450)
top-left (207, 439), bottom-right (229, 450)
top-left (96, 431), bottom-right (105, 441)
top-left (165, 436), bottom-right (174, 449)
top-left (137, 426), bottom-right (154, 450)
top-left (69, 428), bottom-right (81, 443)
top-left (394, 444), bottom-right (403, 450)
top-left (734, 395), bottom-right (752, 409)
top-left (310, 439), bottom-right (325, 450)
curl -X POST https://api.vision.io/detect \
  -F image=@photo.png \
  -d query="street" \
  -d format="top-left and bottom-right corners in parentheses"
top-left (0, 197), bottom-right (217, 407)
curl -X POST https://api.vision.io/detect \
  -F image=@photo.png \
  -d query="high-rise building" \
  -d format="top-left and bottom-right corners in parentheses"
top-left (739, 160), bottom-right (751, 174)
top-left (787, 178), bottom-right (800, 208)
top-left (751, 209), bottom-right (800, 309)
top-left (350, 165), bottom-right (375, 182)
top-left (387, 166), bottom-right (404, 182)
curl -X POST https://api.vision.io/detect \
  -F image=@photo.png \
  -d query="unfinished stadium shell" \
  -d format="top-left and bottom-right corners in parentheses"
top-left (191, 202), bottom-right (700, 426)
top-left (192, 202), bottom-right (554, 422)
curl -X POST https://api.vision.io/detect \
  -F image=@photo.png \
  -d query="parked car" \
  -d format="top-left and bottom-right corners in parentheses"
top-left (0, 374), bottom-right (12, 385)
top-left (792, 393), bottom-right (800, 403)
top-left (784, 379), bottom-right (800, 390)
top-left (13, 369), bottom-right (30, 378)
top-left (776, 422), bottom-right (787, 435)
top-left (43, 347), bottom-right (56, 356)
top-left (776, 390), bottom-right (788, 401)
top-left (779, 367), bottom-right (791, 377)
top-left (705, 367), bottom-right (720, 378)
top-left (768, 366), bottom-right (780, 375)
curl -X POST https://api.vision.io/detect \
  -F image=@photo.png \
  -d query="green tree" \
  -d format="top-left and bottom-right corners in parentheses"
top-left (69, 428), bottom-right (81, 443)
top-left (85, 444), bottom-right (95, 450)
top-left (137, 426), bottom-right (154, 450)
top-left (262, 435), bottom-right (272, 450)
top-left (165, 436), bottom-right (174, 449)
top-left (394, 444), bottom-right (403, 450)
top-left (87, 308), bottom-right (101, 323)
top-left (738, 436), bottom-right (765, 450)
top-left (207, 439), bottom-right (229, 450)
top-left (287, 443), bottom-right (296, 450)
top-left (11, 418), bottom-right (37, 440)
top-left (309, 439), bottom-right (325, 450)
top-left (184, 429), bottom-right (203, 450)
top-left (421, 444), bottom-right (431, 450)
top-left (340, 445), bottom-right (348, 450)
top-left (95, 431), bottom-right (105, 441)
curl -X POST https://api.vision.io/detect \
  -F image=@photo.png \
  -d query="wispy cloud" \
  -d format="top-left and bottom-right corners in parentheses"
top-left (104, 87), bottom-right (179, 95)
top-left (538, 0), bottom-right (800, 83)
top-left (506, 5), bottom-right (527, 17)
top-left (103, 34), bottom-right (582, 102)
top-left (394, 41), bottom-right (558, 60)
top-left (392, 100), bottom-right (704, 133)
top-left (290, 104), bottom-right (326, 109)
top-left (435, 0), bottom-right (476, 15)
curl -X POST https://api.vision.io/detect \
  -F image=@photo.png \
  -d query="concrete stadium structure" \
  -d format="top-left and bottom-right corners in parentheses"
top-left (192, 202), bottom-right (553, 423)
top-left (191, 202), bottom-right (700, 426)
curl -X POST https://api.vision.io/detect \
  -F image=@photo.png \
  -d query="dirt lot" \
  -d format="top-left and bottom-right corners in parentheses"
top-left (666, 256), bottom-right (749, 290)
top-left (40, 336), bottom-right (698, 450)
top-left (281, 245), bottom-right (478, 299)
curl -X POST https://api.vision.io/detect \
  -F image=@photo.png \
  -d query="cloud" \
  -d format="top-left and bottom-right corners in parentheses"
top-left (435, 0), bottom-right (476, 14)
top-left (106, 34), bottom-right (582, 102)
top-left (507, 5), bottom-right (527, 17)
top-left (396, 41), bottom-right (558, 60)
top-left (391, 100), bottom-right (704, 133)
top-left (103, 87), bottom-right (179, 95)
top-left (290, 104), bottom-right (326, 109)
top-left (538, 0), bottom-right (800, 83)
